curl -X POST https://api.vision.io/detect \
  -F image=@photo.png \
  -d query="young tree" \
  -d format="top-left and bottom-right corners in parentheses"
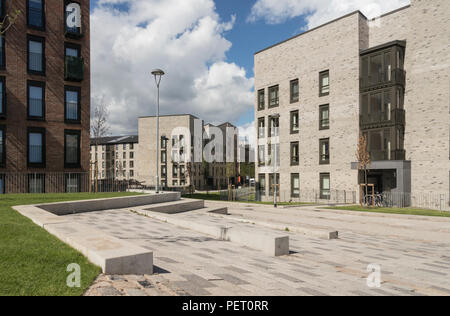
top-left (91, 97), bottom-right (110, 144)
top-left (356, 133), bottom-right (371, 205)
top-left (0, 9), bottom-right (21, 35)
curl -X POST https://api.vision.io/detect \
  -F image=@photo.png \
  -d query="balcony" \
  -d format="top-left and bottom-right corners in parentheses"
top-left (370, 149), bottom-right (406, 161)
top-left (360, 68), bottom-right (405, 91)
top-left (65, 56), bottom-right (84, 81)
top-left (360, 108), bottom-right (405, 129)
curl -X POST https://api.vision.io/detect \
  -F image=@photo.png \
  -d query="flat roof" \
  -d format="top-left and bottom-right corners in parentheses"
top-left (360, 40), bottom-right (406, 55)
top-left (254, 5), bottom-right (411, 55)
top-left (139, 114), bottom-right (199, 119)
top-left (91, 135), bottom-right (138, 145)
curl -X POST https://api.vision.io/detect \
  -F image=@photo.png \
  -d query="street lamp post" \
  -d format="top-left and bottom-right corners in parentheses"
top-left (151, 69), bottom-right (165, 193)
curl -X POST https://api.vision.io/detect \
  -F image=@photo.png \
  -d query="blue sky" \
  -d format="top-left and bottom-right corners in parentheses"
top-left (90, 0), bottom-right (410, 140)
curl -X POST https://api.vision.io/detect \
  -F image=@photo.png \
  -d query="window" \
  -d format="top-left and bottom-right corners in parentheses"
top-left (130, 152), bottom-right (134, 159)
top-left (320, 173), bottom-right (331, 200)
top-left (65, 86), bottom-right (80, 123)
top-left (0, 0), bottom-right (4, 18)
top-left (28, 81), bottom-right (45, 119)
top-left (0, 125), bottom-right (5, 168)
top-left (172, 180), bottom-right (178, 186)
top-left (269, 173), bottom-right (280, 197)
top-left (258, 174), bottom-right (266, 196)
top-left (0, 173), bottom-right (4, 194)
top-left (290, 111), bottom-right (299, 134)
top-left (319, 105), bottom-right (330, 130)
top-left (27, 0), bottom-right (45, 30)
top-left (258, 118), bottom-right (265, 138)
top-left (130, 143), bottom-right (134, 150)
top-left (161, 151), bottom-right (167, 163)
top-left (123, 152), bottom-right (126, 159)
top-left (130, 161), bottom-right (134, 168)
top-left (64, 130), bottom-right (80, 168)
top-left (258, 89), bottom-right (265, 110)
top-left (28, 174), bottom-right (45, 193)
top-left (28, 128), bottom-right (45, 167)
top-left (28, 36), bottom-right (45, 74)
top-left (319, 70), bottom-right (329, 96)
top-left (291, 142), bottom-right (299, 166)
top-left (161, 137), bottom-right (167, 149)
top-left (319, 138), bottom-right (330, 165)
top-left (258, 145), bottom-right (265, 166)
top-left (268, 115), bottom-right (279, 137)
top-left (290, 79), bottom-right (299, 103)
top-left (0, 77), bottom-right (5, 117)
top-left (161, 165), bottom-right (167, 177)
top-left (65, 174), bottom-right (80, 193)
top-left (291, 174), bottom-right (300, 198)
top-left (268, 86), bottom-right (279, 108)
top-left (173, 164), bottom-right (178, 177)
top-left (130, 170), bottom-right (134, 178)
top-left (268, 143), bottom-right (280, 167)
top-left (65, 44), bottom-right (80, 58)
top-left (0, 35), bottom-right (5, 69)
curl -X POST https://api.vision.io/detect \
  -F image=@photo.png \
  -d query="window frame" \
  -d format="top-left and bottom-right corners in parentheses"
top-left (64, 42), bottom-right (81, 58)
top-left (64, 129), bottom-right (81, 168)
top-left (27, 0), bottom-right (46, 31)
top-left (257, 89), bottom-right (265, 111)
top-left (0, 76), bottom-right (5, 118)
top-left (290, 79), bottom-right (299, 103)
top-left (268, 85), bottom-right (279, 108)
top-left (319, 104), bottom-right (330, 130)
top-left (27, 35), bottom-right (46, 76)
top-left (64, 85), bottom-right (81, 124)
top-left (290, 110), bottom-right (299, 134)
top-left (0, 35), bottom-right (5, 70)
top-left (291, 173), bottom-right (300, 198)
top-left (258, 145), bottom-right (265, 167)
top-left (290, 142), bottom-right (299, 166)
top-left (320, 173), bottom-right (331, 200)
top-left (319, 70), bottom-right (330, 97)
top-left (27, 127), bottom-right (46, 168)
top-left (27, 80), bottom-right (45, 120)
top-left (319, 138), bottom-right (330, 165)
top-left (0, 124), bottom-right (5, 168)
top-left (257, 117), bottom-right (265, 138)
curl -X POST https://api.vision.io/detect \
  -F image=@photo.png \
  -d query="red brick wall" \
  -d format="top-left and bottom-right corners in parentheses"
top-left (0, 0), bottom-right (90, 173)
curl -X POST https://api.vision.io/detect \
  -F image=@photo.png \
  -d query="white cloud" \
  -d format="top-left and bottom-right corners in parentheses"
top-left (237, 120), bottom-right (256, 150)
top-left (247, 0), bottom-right (411, 28)
top-left (91, 0), bottom-right (254, 135)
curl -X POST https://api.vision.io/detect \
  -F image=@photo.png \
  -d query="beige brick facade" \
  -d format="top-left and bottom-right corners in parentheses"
top-left (255, 1), bottom-right (450, 203)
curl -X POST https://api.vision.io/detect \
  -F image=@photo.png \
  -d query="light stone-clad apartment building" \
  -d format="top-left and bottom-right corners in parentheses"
top-left (255, 0), bottom-right (450, 204)
top-left (137, 115), bottom-right (239, 189)
top-left (90, 136), bottom-right (138, 181)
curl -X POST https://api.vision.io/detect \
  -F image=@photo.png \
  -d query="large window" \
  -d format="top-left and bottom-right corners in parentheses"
top-left (258, 89), bottom-right (265, 110)
top-left (319, 104), bottom-right (330, 130)
top-left (290, 79), bottom-right (299, 103)
top-left (65, 130), bottom-right (80, 168)
top-left (65, 86), bottom-right (80, 123)
top-left (258, 174), bottom-right (266, 196)
top-left (28, 81), bottom-right (45, 119)
top-left (268, 115), bottom-right (279, 137)
top-left (291, 174), bottom-right (300, 198)
top-left (291, 111), bottom-right (299, 134)
top-left (27, 0), bottom-right (45, 30)
top-left (320, 173), bottom-right (330, 200)
top-left (291, 142), bottom-right (299, 166)
top-left (258, 118), bottom-right (265, 138)
top-left (319, 70), bottom-right (329, 97)
top-left (28, 128), bottom-right (45, 167)
top-left (258, 145), bottom-right (265, 166)
top-left (268, 85), bottom-right (279, 108)
top-left (28, 36), bottom-right (45, 74)
top-left (268, 143), bottom-right (280, 167)
top-left (319, 138), bottom-right (330, 165)
top-left (0, 125), bottom-right (5, 168)
top-left (0, 77), bottom-right (5, 117)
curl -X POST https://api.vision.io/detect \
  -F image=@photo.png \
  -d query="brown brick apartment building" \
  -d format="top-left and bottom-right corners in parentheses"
top-left (0, 0), bottom-right (90, 193)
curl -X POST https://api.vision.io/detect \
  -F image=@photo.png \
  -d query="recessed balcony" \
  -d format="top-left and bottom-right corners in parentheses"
top-left (65, 56), bottom-right (84, 82)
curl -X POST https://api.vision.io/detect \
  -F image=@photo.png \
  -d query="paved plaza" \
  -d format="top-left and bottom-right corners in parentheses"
top-left (70, 202), bottom-right (450, 296)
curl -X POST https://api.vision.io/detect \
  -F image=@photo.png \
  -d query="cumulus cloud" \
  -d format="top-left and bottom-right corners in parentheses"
top-left (238, 120), bottom-right (256, 149)
top-left (91, 0), bottom-right (254, 135)
top-left (247, 0), bottom-right (411, 28)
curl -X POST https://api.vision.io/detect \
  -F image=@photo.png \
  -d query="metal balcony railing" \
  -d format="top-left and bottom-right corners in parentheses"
top-left (65, 56), bottom-right (84, 81)
top-left (360, 108), bottom-right (405, 128)
top-left (369, 149), bottom-right (406, 161)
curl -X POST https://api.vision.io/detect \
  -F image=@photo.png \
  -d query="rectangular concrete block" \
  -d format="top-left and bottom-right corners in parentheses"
top-left (144, 199), bottom-right (204, 214)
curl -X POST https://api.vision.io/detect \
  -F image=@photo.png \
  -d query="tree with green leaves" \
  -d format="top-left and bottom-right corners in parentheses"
top-left (0, 9), bottom-right (21, 35)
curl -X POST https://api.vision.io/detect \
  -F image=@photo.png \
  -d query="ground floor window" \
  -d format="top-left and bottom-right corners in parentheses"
top-left (269, 173), bottom-right (280, 197)
top-left (28, 174), bottom-right (45, 193)
top-left (258, 174), bottom-right (266, 196)
top-left (65, 174), bottom-right (80, 193)
top-left (65, 130), bottom-right (81, 168)
top-left (291, 173), bottom-right (300, 198)
top-left (320, 173), bottom-right (330, 200)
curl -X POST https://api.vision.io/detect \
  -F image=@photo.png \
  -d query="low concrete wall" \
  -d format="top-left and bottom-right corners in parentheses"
top-left (39, 192), bottom-right (181, 215)
top-left (143, 199), bottom-right (204, 214)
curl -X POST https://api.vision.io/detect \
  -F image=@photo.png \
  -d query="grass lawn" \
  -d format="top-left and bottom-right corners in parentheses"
top-left (183, 193), bottom-right (312, 206)
top-left (0, 192), bottom-right (141, 296)
top-left (326, 205), bottom-right (450, 218)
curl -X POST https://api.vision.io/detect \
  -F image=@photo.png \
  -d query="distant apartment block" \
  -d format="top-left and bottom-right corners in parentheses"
top-left (255, 0), bottom-right (449, 203)
top-left (90, 136), bottom-right (138, 181)
top-left (0, 0), bottom-right (90, 194)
